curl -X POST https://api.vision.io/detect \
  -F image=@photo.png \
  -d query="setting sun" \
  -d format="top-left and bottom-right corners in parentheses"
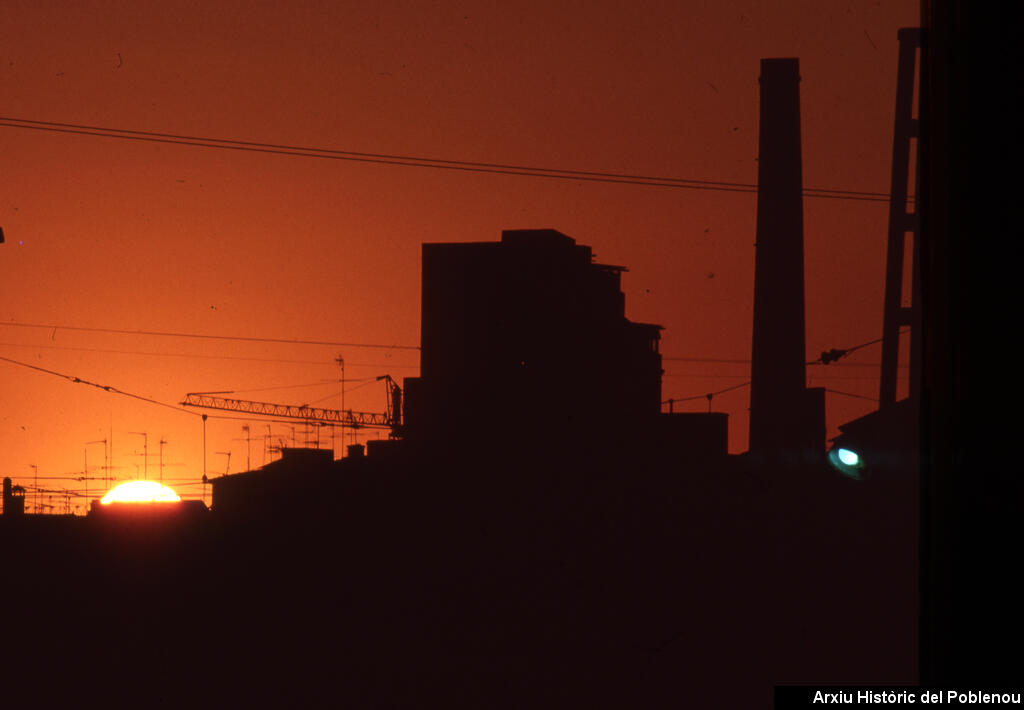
top-left (100, 480), bottom-right (182, 505)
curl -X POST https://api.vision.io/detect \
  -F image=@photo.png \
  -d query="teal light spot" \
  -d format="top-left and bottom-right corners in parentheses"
top-left (837, 448), bottom-right (859, 466)
top-left (827, 445), bottom-right (866, 480)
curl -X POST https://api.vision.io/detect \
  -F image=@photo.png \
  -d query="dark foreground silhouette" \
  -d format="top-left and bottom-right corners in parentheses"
top-left (2, 436), bottom-right (916, 708)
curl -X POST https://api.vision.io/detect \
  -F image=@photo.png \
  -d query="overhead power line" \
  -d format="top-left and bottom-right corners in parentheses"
top-left (0, 116), bottom-right (898, 202)
top-left (807, 328), bottom-right (909, 366)
top-left (663, 356), bottom-right (752, 364)
top-left (0, 354), bottom-right (199, 416)
top-left (0, 341), bottom-right (423, 370)
top-left (0, 321), bottom-right (420, 351)
top-left (663, 380), bottom-right (751, 405)
top-left (824, 388), bottom-right (879, 403)
top-left (663, 356), bottom-right (908, 368)
top-left (0, 341), bottom-right (337, 365)
top-left (226, 379), bottom-right (352, 396)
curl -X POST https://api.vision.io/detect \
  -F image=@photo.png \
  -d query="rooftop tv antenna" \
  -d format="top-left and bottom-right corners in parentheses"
top-left (158, 438), bottom-right (168, 486)
top-left (29, 464), bottom-right (37, 514)
top-left (215, 451), bottom-right (232, 475)
top-left (233, 425), bottom-right (252, 472)
top-left (85, 439), bottom-right (107, 499)
top-left (128, 431), bottom-right (148, 480)
top-left (336, 355), bottom-right (345, 456)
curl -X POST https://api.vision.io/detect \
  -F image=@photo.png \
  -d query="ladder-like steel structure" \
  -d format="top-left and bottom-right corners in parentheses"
top-left (879, 28), bottom-right (922, 407)
top-left (181, 389), bottom-right (402, 437)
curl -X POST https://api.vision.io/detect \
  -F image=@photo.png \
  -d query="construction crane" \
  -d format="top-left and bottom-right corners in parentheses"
top-left (180, 376), bottom-right (403, 439)
top-left (376, 374), bottom-right (402, 433)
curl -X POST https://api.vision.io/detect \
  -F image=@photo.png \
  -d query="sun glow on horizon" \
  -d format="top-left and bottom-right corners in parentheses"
top-left (100, 480), bottom-right (182, 504)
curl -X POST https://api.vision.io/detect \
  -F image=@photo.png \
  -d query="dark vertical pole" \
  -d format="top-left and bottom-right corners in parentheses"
top-left (749, 58), bottom-right (808, 456)
top-left (880, 29), bottom-right (922, 406)
top-left (202, 414), bottom-right (208, 478)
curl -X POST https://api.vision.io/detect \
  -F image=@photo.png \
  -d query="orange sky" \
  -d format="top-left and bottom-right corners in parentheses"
top-left (1, 0), bottom-right (919, 511)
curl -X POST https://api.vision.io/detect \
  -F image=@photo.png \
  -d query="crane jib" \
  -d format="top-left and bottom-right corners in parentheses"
top-left (180, 393), bottom-right (395, 428)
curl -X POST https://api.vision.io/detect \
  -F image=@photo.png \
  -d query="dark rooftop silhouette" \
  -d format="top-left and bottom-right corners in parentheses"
top-left (404, 228), bottom-right (665, 446)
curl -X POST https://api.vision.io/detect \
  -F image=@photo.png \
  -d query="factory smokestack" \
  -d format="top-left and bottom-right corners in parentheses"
top-left (748, 58), bottom-right (824, 461)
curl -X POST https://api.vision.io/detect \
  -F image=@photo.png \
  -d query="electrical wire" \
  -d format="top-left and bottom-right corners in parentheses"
top-left (807, 327), bottom-right (910, 366)
top-left (0, 116), bottom-right (900, 203)
top-left (0, 341), bottom-right (423, 372)
top-left (225, 379), bottom-right (352, 396)
top-left (662, 373), bottom-right (750, 379)
top-left (662, 380), bottom-right (750, 405)
top-left (824, 388), bottom-right (880, 403)
top-left (662, 356), bottom-right (751, 364)
top-left (0, 321), bottom-right (420, 350)
top-left (662, 380), bottom-right (880, 411)
top-left (663, 355), bottom-right (908, 369)
top-left (0, 354), bottom-right (200, 416)
top-left (0, 341), bottom-right (334, 365)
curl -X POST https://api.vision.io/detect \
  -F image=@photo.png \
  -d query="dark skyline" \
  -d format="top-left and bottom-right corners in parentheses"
top-left (1, 220), bottom-right (922, 704)
top-left (0, 2), bottom-right (919, 505)
top-left (1, 1), bottom-right (986, 703)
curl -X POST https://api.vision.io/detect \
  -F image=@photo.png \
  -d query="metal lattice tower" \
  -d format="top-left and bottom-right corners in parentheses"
top-left (880, 28), bottom-right (923, 407)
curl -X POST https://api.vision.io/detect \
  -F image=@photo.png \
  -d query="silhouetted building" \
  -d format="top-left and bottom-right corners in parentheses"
top-left (87, 497), bottom-right (208, 521)
top-left (211, 447), bottom-right (338, 515)
top-left (749, 58), bottom-right (825, 461)
top-left (403, 229), bottom-right (664, 448)
top-left (3, 477), bottom-right (25, 517)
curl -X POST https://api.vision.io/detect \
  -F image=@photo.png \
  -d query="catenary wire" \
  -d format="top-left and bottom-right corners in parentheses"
top-left (0, 321), bottom-right (420, 350)
top-left (662, 329), bottom-right (912, 404)
top-left (0, 341), bottom-right (423, 368)
top-left (823, 388), bottom-right (880, 403)
top-left (662, 380), bottom-right (751, 404)
top-left (0, 117), bottom-right (897, 202)
top-left (0, 115), bottom-right (892, 196)
top-left (0, 342), bottom-right (344, 364)
top-left (0, 354), bottom-right (201, 416)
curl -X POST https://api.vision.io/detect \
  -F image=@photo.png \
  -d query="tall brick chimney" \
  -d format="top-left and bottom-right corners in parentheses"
top-left (749, 58), bottom-right (824, 461)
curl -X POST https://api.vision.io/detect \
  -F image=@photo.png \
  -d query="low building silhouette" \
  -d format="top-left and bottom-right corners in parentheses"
top-left (3, 477), bottom-right (25, 516)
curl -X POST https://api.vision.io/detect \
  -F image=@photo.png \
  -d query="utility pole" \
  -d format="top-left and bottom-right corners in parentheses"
top-left (202, 415), bottom-right (208, 481)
